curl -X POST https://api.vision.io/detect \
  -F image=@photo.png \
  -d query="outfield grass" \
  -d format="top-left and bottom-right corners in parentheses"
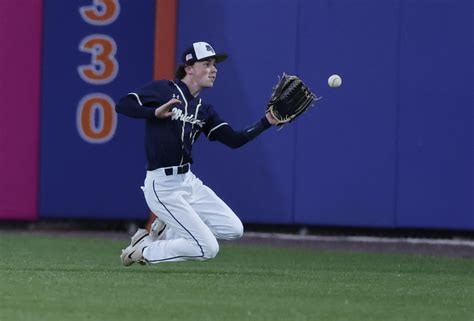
top-left (0, 233), bottom-right (473, 321)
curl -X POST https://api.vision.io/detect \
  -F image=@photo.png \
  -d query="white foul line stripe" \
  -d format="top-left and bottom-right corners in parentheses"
top-left (243, 232), bottom-right (474, 248)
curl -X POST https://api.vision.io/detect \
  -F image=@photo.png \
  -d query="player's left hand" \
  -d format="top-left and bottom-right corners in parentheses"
top-left (265, 112), bottom-right (279, 125)
top-left (266, 74), bottom-right (318, 125)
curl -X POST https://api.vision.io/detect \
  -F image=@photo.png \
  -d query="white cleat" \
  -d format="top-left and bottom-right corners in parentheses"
top-left (120, 228), bottom-right (151, 267)
top-left (149, 219), bottom-right (167, 241)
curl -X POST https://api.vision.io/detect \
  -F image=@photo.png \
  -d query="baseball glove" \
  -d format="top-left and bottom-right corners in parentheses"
top-left (266, 73), bottom-right (319, 124)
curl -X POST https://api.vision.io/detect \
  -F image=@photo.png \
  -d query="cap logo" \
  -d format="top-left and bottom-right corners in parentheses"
top-left (185, 53), bottom-right (193, 61)
top-left (205, 45), bottom-right (215, 53)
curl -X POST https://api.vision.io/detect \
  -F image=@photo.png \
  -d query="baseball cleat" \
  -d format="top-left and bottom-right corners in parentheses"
top-left (149, 218), bottom-right (167, 241)
top-left (120, 228), bottom-right (150, 266)
top-left (129, 228), bottom-right (149, 246)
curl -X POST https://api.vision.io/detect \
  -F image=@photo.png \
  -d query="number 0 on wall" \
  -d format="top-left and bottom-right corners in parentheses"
top-left (77, 93), bottom-right (117, 143)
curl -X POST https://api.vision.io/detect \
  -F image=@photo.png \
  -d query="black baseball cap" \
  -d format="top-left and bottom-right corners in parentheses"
top-left (181, 42), bottom-right (228, 65)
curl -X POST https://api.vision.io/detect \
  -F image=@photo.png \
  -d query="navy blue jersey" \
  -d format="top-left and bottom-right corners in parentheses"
top-left (116, 79), bottom-right (270, 170)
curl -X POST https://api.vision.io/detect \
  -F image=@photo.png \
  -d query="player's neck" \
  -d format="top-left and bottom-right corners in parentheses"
top-left (181, 78), bottom-right (202, 97)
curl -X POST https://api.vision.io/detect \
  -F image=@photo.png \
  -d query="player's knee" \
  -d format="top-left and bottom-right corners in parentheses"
top-left (231, 221), bottom-right (244, 239)
top-left (225, 220), bottom-right (244, 240)
top-left (204, 238), bottom-right (220, 259)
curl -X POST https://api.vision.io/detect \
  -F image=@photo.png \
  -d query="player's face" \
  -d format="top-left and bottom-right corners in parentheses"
top-left (189, 59), bottom-right (217, 88)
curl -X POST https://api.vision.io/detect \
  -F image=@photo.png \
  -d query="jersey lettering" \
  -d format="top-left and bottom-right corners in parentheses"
top-left (79, 0), bottom-right (120, 26)
top-left (77, 93), bottom-right (117, 143)
top-left (171, 107), bottom-right (205, 127)
top-left (78, 34), bottom-right (118, 85)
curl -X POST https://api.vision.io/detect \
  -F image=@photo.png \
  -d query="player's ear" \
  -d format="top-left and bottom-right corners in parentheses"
top-left (184, 64), bottom-right (194, 75)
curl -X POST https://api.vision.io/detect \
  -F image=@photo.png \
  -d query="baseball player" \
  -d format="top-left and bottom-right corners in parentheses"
top-left (116, 41), bottom-right (278, 266)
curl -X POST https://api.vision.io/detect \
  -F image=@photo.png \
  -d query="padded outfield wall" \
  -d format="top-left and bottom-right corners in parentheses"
top-left (0, 0), bottom-right (472, 230)
top-left (0, 1), bottom-right (42, 220)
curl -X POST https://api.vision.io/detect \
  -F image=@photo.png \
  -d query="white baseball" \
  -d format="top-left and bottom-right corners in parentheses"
top-left (328, 74), bottom-right (342, 88)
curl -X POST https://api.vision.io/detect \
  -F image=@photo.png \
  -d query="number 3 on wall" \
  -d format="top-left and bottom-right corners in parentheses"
top-left (79, 0), bottom-right (120, 26)
top-left (77, 93), bottom-right (117, 143)
top-left (78, 34), bottom-right (118, 85)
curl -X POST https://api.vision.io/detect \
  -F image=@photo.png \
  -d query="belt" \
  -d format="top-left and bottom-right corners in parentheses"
top-left (164, 164), bottom-right (189, 176)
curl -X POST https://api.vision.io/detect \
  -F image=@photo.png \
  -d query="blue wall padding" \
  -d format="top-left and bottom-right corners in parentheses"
top-left (395, 0), bottom-right (473, 229)
top-left (38, 0), bottom-right (472, 230)
top-left (40, 1), bottom-right (155, 218)
top-left (176, 0), bottom-right (473, 229)
top-left (293, 0), bottom-right (399, 227)
top-left (175, 0), bottom-right (301, 224)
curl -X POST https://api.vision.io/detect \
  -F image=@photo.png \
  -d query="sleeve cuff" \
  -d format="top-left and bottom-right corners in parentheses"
top-left (261, 115), bottom-right (272, 129)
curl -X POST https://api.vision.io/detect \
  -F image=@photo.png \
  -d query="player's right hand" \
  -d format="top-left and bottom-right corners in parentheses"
top-left (154, 98), bottom-right (181, 118)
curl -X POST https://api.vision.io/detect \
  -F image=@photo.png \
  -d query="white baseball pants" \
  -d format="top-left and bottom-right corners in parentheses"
top-left (141, 165), bottom-right (243, 263)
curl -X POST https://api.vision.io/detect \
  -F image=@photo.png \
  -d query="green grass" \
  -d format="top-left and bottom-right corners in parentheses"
top-left (0, 233), bottom-right (473, 321)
